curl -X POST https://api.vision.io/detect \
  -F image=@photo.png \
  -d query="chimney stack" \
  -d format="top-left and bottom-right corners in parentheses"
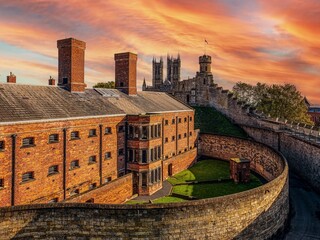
top-left (48, 76), bottom-right (56, 86)
top-left (57, 38), bottom-right (86, 92)
top-left (114, 52), bottom-right (137, 95)
top-left (7, 72), bottom-right (16, 83)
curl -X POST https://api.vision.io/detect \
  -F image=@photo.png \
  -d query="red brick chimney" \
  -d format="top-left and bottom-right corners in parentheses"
top-left (7, 72), bottom-right (16, 83)
top-left (48, 76), bottom-right (56, 86)
top-left (114, 52), bottom-right (137, 95)
top-left (57, 38), bottom-right (87, 92)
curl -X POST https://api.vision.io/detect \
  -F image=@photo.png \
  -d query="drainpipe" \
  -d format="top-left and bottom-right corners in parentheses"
top-left (11, 134), bottom-right (16, 206)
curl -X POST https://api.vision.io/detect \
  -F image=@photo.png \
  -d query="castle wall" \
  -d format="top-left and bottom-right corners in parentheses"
top-left (0, 134), bottom-right (288, 240)
top-left (243, 125), bottom-right (320, 191)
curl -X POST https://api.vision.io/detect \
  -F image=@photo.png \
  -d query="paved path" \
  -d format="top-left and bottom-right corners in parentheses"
top-left (284, 172), bottom-right (320, 240)
top-left (133, 180), bottom-right (172, 201)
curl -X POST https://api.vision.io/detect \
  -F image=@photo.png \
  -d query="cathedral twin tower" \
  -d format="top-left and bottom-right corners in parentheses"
top-left (151, 55), bottom-right (181, 90)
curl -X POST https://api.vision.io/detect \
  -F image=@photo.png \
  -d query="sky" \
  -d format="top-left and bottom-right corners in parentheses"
top-left (0, 0), bottom-right (319, 103)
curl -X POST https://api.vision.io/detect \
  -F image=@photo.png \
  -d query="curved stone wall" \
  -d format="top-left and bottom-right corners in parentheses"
top-left (0, 134), bottom-right (289, 240)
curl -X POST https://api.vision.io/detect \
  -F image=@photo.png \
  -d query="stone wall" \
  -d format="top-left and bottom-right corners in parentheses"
top-left (0, 134), bottom-right (288, 240)
top-left (243, 125), bottom-right (320, 191)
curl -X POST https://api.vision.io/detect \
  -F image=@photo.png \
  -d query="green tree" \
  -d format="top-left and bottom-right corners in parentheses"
top-left (93, 81), bottom-right (115, 89)
top-left (233, 82), bottom-right (313, 125)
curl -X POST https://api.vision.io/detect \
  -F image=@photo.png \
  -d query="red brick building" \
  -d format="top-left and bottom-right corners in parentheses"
top-left (0, 38), bottom-right (197, 206)
top-left (308, 106), bottom-right (320, 126)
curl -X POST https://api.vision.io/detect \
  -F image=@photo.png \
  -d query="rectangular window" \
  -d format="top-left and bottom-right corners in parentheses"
top-left (165, 137), bottom-right (168, 143)
top-left (48, 165), bottom-right (59, 175)
top-left (178, 134), bottom-right (181, 140)
top-left (151, 126), bottom-right (154, 138)
top-left (172, 119), bottom-right (175, 124)
top-left (172, 136), bottom-right (175, 141)
top-left (105, 127), bottom-right (112, 135)
top-left (71, 131), bottom-right (80, 140)
top-left (190, 116), bottom-right (193, 122)
top-left (105, 177), bottom-right (112, 183)
top-left (158, 167), bottom-right (161, 181)
top-left (128, 125), bottom-right (134, 139)
top-left (190, 132), bottom-right (193, 136)
top-left (158, 124), bottom-right (161, 137)
top-left (178, 118), bottom-right (182, 123)
top-left (150, 170), bottom-right (154, 184)
top-left (118, 125), bottom-right (125, 133)
top-left (141, 172), bottom-right (147, 187)
top-left (88, 155), bottom-right (97, 164)
top-left (184, 133), bottom-right (187, 138)
top-left (70, 160), bottom-right (80, 169)
top-left (49, 198), bottom-right (58, 203)
top-left (89, 183), bottom-right (97, 190)
top-left (165, 120), bottom-right (169, 125)
top-left (134, 126), bottom-right (140, 139)
top-left (184, 117), bottom-right (187, 122)
top-left (141, 150), bottom-right (148, 163)
top-left (118, 148), bottom-right (124, 156)
top-left (154, 147), bottom-right (157, 160)
top-left (158, 146), bottom-right (161, 159)
top-left (128, 149), bottom-right (134, 162)
top-left (22, 137), bottom-right (34, 147)
top-left (141, 126), bottom-right (148, 140)
top-left (154, 125), bottom-right (158, 138)
top-left (105, 152), bottom-right (111, 160)
top-left (22, 171), bottom-right (34, 182)
top-left (49, 134), bottom-right (59, 143)
top-left (70, 189), bottom-right (79, 196)
top-left (0, 141), bottom-right (4, 150)
top-left (150, 148), bottom-right (154, 161)
top-left (88, 129), bottom-right (97, 137)
top-left (0, 178), bottom-right (4, 188)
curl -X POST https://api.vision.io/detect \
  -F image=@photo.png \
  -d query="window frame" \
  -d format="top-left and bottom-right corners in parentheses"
top-left (48, 134), bottom-right (59, 143)
top-left (104, 127), bottom-right (112, 135)
top-left (88, 129), bottom-right (97, 137)
top-left (22, 137), bottom-right (35, 147)
top-left (0, 140), bottom-right (4, 151)
top-left (22, 171), bottom-right (34, 183)
top-left (48, 165), bottom-right (59, 175)
top-left (70, 131), bottom-right (80, 140)
top-left (70, 160), bottom-right (80, 170)
top-left (105, 152), bottom-right (112, 160)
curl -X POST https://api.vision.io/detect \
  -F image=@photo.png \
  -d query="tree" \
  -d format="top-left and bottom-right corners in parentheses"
top-left (233, 82), bottom-right (313, 125)
top-left (93, 81), bottom-right (115, 89)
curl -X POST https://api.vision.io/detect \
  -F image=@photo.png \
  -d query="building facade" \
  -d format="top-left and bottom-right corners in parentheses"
top-left (0, 38), bottom-right (197, 207)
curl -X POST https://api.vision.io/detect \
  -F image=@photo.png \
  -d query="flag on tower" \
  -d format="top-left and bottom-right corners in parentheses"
top-left (205, 39), bottom-right (208, 44)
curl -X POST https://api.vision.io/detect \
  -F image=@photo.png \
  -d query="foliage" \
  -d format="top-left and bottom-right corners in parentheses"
top-left (193, 106), bottom-right (248, 138)
top-left (233, 82), bottom-right (313, 125)
top-left (93, 81), bottom-right (115, 89)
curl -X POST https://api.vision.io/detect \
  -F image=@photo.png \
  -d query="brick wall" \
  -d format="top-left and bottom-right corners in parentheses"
top-left (66, 173), bottom-right (132, 204)
top-left (0, 115), bottom-right (125, 206)
top-left (0, 134), bottom-right (288, 239)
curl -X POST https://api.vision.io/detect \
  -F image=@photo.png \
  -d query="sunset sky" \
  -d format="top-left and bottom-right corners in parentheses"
top-left (0, 0), bottom-right (319, 103)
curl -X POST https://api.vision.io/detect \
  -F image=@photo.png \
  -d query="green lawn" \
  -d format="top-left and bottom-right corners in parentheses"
top-left (126, 159), bottom-right (263, 204)
top-left (169, 159), bottom-right (262, 199)
top-left (194, 106), bottom-right (248, 138)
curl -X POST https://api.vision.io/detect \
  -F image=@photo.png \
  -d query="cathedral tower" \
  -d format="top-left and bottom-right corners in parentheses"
top-left (152, 57), bottom-right (163, 89)
top-left (167, 54), bottom-right (181, 88)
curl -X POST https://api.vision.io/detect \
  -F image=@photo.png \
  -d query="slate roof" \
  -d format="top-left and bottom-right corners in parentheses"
top-left (0, 83), bottom-right (192, 123)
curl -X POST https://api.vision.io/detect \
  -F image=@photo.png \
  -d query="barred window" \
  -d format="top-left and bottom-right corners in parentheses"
top-left (105, 127), bottom-right (112, 134)
top-left (0, 178), bottom-right (4, 188)
top-left (49, 134), bottom-right (59, 143)
top-left (48, 165), bottom-right (59, 175)
top-left (88, 155), bottom-right (97, 164)
top-left (178, 118), bottom-right (182, 123)
top-left (190, 116), bottom-right (193, 122)
top-left (172, 119), bottom-right (175, 124)
top-left (89, 129), bottom-right (97, 137)
top-left (105, 152), bottom-right (111, 160)
top-left (22, 171), bottom-right (34, 182)
top-left (184, 133), bottom-right (187, 138)
top-left (178, 134), bottom-right (181, 139)
top-left (71, 131), bottom-right (80, 140)
top-left (184, 117), bottom-right (187, 122)
top-left (0, 141), bottom-right (4, 150)
top-left (70, 160), bottom-right (80, 169)
top-left (165, 120), bottom-right (169, 125)
top-left (89, 183), bottom-right (97, 190)
top-left (172, 136), bottom-right (175, 141)
top-left (22, 137), bottom-right (34, 147)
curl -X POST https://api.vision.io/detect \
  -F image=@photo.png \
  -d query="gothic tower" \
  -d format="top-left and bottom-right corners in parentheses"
top-left (152, 57), bottom-right (163, 89)
top-left (197, 54), bottom-right (213, 85)
top-left (167, 54), bottom-right (181, 88)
